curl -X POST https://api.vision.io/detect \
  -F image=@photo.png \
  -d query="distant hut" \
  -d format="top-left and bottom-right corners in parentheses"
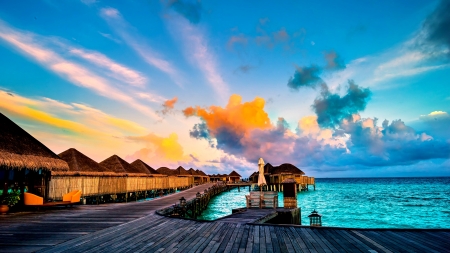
top-left (173, 166), bottom-right (190, 177)
top-left (196, 169), bottom-right (209, 183)
top-left (0, 112), bottom-right (69, 200)
top-left (187, 168), bottom-right (201, 184)
top-left (270, 163), bottom-right (305, 184)
top-left (100, 155), bottom-right (137, 174)
top-left (58, 148), bottom-right (110, 175)
top-left (130, 160), bottom-right (165, 177)
top-left (157, 167), bottom-right (175, 176)
top-left (228, 170), bottom-right (241, 182)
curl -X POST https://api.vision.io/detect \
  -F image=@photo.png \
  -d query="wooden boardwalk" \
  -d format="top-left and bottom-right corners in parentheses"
top-left (1, 184), bottom-right (449, 253)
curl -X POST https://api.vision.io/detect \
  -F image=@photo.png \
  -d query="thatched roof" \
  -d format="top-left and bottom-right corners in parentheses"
top-left (59, 148), bottom-right (109, 173)
top-left (99, 155), bottom-right (135, 173)
top-left (196, 169), bottom-right (208, 177)
top-left (271, 163), bottom-right (305, 175)
top-left (174, 166), bottom-right (191, 176)
top-left (130, 159), bottom-right (165, 176)
top-left (264, 163), bottom-right (274, 174)
top-left (229, 170), bottom-right (241, 177)
top-left (157, 167), bottom-right (175, 176)
top-left (187, 168), bottom-right (199, 176)
top-left (0, 112), bottom-right (69, 171)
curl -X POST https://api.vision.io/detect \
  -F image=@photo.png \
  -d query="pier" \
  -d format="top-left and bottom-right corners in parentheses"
top-left (0, 184), bottom-right (449, 253)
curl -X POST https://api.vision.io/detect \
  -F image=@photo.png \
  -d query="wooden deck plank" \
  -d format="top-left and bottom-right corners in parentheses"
top-left (268, 226), bottom-right (282, 253)
top-left (215, 223), bottom-right (238, 253)
top-left (263, 226), bottom-right (274, 253)
top-left (289, 227), bottom-right (312, 253)
top-left (274, 226), bottom-right (289, 253)
top-left (401, 231), bottom-right (450, 252)
top-left (306, 229), bottom-right (334, 253)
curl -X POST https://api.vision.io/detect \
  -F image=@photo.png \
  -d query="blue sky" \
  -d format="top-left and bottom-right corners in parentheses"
top-left (0, 0), bottom-right (449, 177)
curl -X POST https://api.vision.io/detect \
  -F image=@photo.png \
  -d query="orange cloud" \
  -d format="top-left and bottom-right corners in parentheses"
top-left (184, 94), bottom-right (271, 138)
top-left (161, 97), bottom-right (178, 114)
top-left (126, 132), bottom-right (191, 166)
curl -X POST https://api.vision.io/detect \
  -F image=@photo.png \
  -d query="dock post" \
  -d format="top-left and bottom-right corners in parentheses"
top-left (238, 186), bottom-right (240, 192)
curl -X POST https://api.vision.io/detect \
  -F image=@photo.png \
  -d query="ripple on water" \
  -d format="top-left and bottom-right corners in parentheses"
top-left (197, 177), bottom-right (450, 229)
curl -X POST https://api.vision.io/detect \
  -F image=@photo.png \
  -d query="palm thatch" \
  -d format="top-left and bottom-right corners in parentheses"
top-left (174, 166), bottom-right (191, 176)
top-left (228, 170), bottom-right (241, 177)
top-left (99, 155), bottom-right (136, 173)
top-left (157, 167), bottom-right (175, 176)
top-left (187, 168), bottom-right (199, 176)
top-left (196, 169), bottom-right (208, 177)
top-left (0, 112), bottom-right (69, 171)
top-left (59, 148), bottom-right (109, 173)
top-left (130, 159), bottom-right (165, 176)
top-left (264, 163), bottom-right (274, 174)
top-left (271, 163), bottom-right (305, 175)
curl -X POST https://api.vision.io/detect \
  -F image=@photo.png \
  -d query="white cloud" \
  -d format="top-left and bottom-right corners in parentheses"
top-left (69, 48), bottom-right (147, 87)
top-left (99, 8), bottom-right (184, 88)
top-left (0, 19), bottom-right (160, 120)
top-left (169, 17), bottom-right (229, 101)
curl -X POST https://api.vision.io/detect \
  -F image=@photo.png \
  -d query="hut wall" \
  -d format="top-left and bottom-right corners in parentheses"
top-left (48, 174), bottom-right (193, 199)
top-left (307, 177), bottom-right (315, 185)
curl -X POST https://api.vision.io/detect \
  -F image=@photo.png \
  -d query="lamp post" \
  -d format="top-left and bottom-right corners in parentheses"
top-left (308, 210), bottom-right (322, 226)
top-left (196, 192), bottom-right (201, 199)
top-left (179, 197), bottom-right (186, 207)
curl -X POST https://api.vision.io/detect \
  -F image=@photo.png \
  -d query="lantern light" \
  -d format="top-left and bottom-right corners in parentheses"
top-left (308, 209), bottom-right (322, 226)
top-left (179, 197), bottom-right (186, 207)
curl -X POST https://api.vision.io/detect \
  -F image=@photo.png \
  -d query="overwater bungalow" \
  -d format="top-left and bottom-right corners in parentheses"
top-left (157, 166), bottom-right (175, 176)
top-left (249, 162), bottom-right (315, 190)
top-left (130, 160), bottom-right (164, 177)
top-left (195, 169), bottom-right (209, 183)
top-left (228, 170), bottom-right (242, 182)
top-left (0, 113), bottom-right (69, 201)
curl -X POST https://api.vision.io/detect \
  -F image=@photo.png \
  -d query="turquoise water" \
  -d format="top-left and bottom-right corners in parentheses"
top-left (198, 177), bottom-right (450, 228)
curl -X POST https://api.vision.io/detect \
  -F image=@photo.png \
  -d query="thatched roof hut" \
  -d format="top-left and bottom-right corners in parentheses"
top-left (131, 159), bottom-right (165, 176)
top-left (56, 148), bottom-right (115, 176)
top-left (187, 168), bottom-right (199, 176)
top-left (0, 112), bottom-right (68, 171)
top-left (174, 166), bottom-right (190, 176)
top-left (157, 167), bottom-right (175, 176)
top-left (271, 163), bottom-right (305, 175)
top-left (229, 170), bottom-right (241, 177)
top-left (196, 169), bottom-right (208, 176)
top-left (99, 155), bottom-right (133, 174)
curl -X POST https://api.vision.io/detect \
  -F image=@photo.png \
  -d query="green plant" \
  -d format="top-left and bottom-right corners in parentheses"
top-left (0, 190), bottom-right (20, 207)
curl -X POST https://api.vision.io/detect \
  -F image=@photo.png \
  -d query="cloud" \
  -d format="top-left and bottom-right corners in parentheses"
top-left (170, 18), bottom-right (229, 100)
top-left (167, 0), bottom-right (202, 24)
top-left (235, 64), bottom-right (254, 74)
top-left (313, 80), bottom-right (371, 128)
top-left (287, 65), bottom-right (324, 90)
top-left (420, 0), bottom-right (450, 56)
top-left (98, 32), bottom-right (121, 44)
top-left (100, 8), bottom-right (183, 87)
top-left (287, 51), bottom-right (346, 90)
top-left (227, 34), bottom-right (248, 50)
top-left (161, 97), bottom-right (178, 114)
top-left (126, 132), bottom-right (190, 165)
top-left (69, 48), bottom-right (147, 87)
top-left (415, 111), bottom-right (450, 140)
top-left (183, 94), bottom-right (450, 173)
top-left (0, 20), bottom-right (160, 119)
top-left (273, 28), bottom-right (289, 42)
top-left (324, 51), bottom-right (346, 70)
top-left (183, 94), bottom-right (271, 153)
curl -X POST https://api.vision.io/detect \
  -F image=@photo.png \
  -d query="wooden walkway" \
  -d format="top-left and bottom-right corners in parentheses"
top-left (0, 184), bottom-right (449, 253)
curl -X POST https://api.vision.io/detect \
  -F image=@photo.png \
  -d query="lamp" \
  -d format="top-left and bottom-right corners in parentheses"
top-left (196, 192), bottom-right (201, 198)
top-left (308, 210), bottom-right (322, 226)
top-left (179, 197), bottom-right (186, 207)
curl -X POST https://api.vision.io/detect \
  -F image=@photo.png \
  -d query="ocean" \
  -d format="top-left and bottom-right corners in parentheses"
top-left (197, 177), bottom-right (450, 228)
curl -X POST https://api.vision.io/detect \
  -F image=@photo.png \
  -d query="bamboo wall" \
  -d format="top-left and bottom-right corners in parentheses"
top-left (48, 176), bottom-right (192, 200)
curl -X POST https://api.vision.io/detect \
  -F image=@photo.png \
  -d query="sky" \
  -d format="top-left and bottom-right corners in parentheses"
top-left (0, 0), bottom-right (449, 178)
